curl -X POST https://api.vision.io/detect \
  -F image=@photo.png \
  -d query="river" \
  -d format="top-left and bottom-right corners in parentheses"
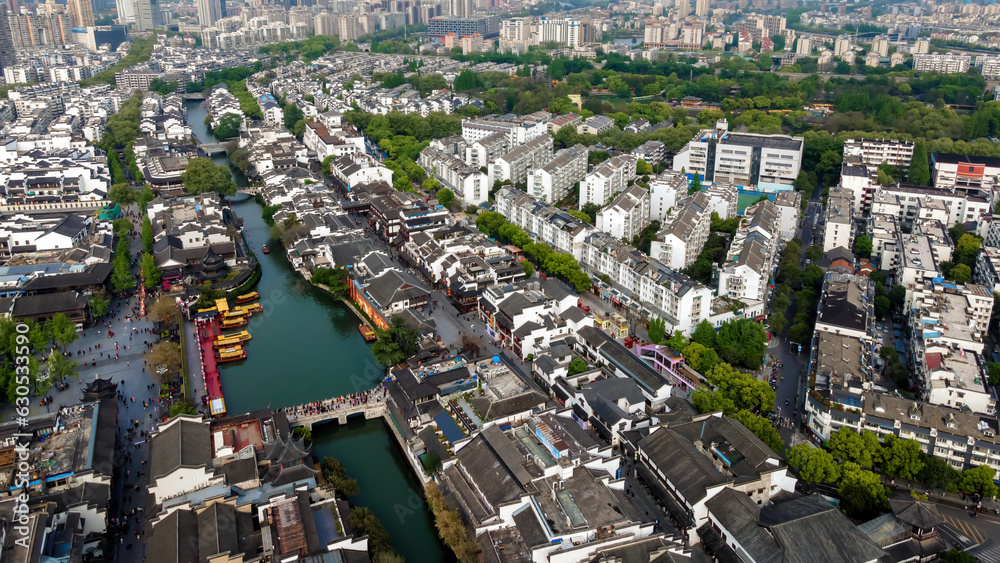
top-left (185, 100), bottom-right (449, 562)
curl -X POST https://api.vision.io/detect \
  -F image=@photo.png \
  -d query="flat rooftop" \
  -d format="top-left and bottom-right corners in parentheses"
top-left (815, 332), bottom-right (868, 392)
top-left (721, 133), bottom-right (803, 152)
top-left (901, 235), bottom-right (937, 273)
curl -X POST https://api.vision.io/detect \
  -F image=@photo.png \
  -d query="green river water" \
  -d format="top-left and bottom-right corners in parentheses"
top-left (185, 100), bottom-right (449, 562)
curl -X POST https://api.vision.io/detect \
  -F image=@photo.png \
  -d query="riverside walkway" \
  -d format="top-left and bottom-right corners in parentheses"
top-left (283, 385), bottom-right (390, 428)
top-left (195, 316), bottom-right (226, 415)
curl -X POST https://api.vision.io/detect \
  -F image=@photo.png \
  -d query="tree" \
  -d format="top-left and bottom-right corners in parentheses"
top-left (853, 235), bottom-right (873, 258)
top-left (108, 182), bottom-right (136, 205)
top-left (839, 462), bottom-right (889, 520)
top-left (734, 410), bottom-right (784, 453)
top-left (371, 315), bottom-right (419, 366)
top-left (917, 455), bottom-right (961, 491)
top-left (422, 178), bottom-right (441, 192)
top-left (567, 357), bottom-right (588, 376)
top-left (320, 457), bottom-right (360, 496)
top-left (636, 159), bottom-right (653, 175)
top-left (648, 317), bottom-right (666, 344)
top-left (768, 311), bottom-right (787, 334)
top-left (827, 427), bottom-right (881, 468)
top-left (691, 362), bottom-right (774, 414)
top-left (46, 349), bottom-right (77, 384)
top-left (805, 245), bottom-right (824, 262)
top-left (213, 113), bottom-right (243, 139)
top-left (714, 319), bottom-right (766, 369)
top-left (349, 507), bottom-right (401, 561)
top-left (690, 172), bottom-right (702, 193)
top-left (142, 216), bottom-right (154, 255)
top-left (141, 252), bottom-right (161, 289)
top-left (580, 202), bottom-right (601, 224)
top-left (520, 259), bottom-right (533, 278)
top-left (681, 342), bottom-right (720, 373)
top-left (787, 443), bottom-right (839, 484)
top-left (939, 551), bottom-right (978, 563)
top-left (147, 78), bottom-right (177, 95)
top-left (426, 483), bottom-right (481, 562)
top-left (953, 234), bottom-right (981, 269)
top-left (874, 295), bottom-right (890, 320)
top-left (950, 263), bottom-right (972, 284)
top-left (196, 282), bottom-right (220, 310)
top-left (909, 140), bottom-right (930, 185)
top-left (436, 187), bottom-right (454, 208)
top-left (879, 434), bottom-right (925, 479)
top-left (45, 313), bottom-right (78, 349)
top-left (568, 210), bottom-right (591, 223)
top-left (145, 341), bottom-right (182, 383)
top-left (312, 266), bottom-right (349, 298)
top-left (888, 285), bottom-right (906, 309)
top-left (89, 295), bottom-right (110, 319)
top-left (283, 104), bottom-right (305, 130)
top-left (148, 296), bottom-right (180, 328)
top-left (181, 158), bottom-right (236, 196)
top-left (958, 465), bottom-right (999, 498)
top-left (186, 81), bottom-right (203, 93)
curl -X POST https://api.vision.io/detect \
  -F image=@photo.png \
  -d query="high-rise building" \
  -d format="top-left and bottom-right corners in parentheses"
top-left (336, 13), bottom-right (359, 40)
top-left (116, 0), bottom-right (134, 23)
top-left (695, 0), bottom-right (709, 17)
top-left (913, 37), bottom-right (930, 54)
top-left (834, 34), bottom-right (852, 57)
top-left (197, 0), bottom-right (222, 26)
top-left (134, 0), bottom-right (160, 30)
top-left (872, 34), bottom-right (890, 57)
top-left (676, 0), bottom-right (689, 19)
top-left (314, 11), bottom-right (335, 36)
top-left (67, 0), bottom-right (94, 28)
top-left (0, 5), bottom-right (14, 72)
top-left (796, 33), bottom-right (812, 55)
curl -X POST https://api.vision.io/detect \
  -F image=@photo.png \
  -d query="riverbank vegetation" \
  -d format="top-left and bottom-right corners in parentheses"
top-left (348, 507), bottom-right (403, 562)
top-left (371, 316), bottom-right (419, 366)
top-left (320, 456), bottom-right (360, 496)
top-left (426, 483), bottom-right (480, 562)
top-left (202, 66), bottom-right (264, 118)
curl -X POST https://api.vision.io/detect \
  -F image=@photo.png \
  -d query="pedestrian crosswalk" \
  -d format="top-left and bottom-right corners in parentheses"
top-left (940, 514), bottom-right (987, 548)
top-left (973, 544), bottom-right (1000, 563)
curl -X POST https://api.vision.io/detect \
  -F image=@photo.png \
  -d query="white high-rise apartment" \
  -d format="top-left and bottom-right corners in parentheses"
top-left (116, 0), bottom-right (135, 23)
top-left (695, 0), bottom-right (709, 17)
top-left (197, 0), bottom-right (222, 27)
top-left (796, 34), bottom-right (812, 55)
top-left (872, 34), bottom-right (890, 57)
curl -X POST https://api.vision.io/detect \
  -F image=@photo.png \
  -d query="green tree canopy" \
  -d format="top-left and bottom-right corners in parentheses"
top-left (181, 158), bottom-right (236, 197)
top-left (853, 235), bottom-right (873, 258)
top-left (108, 182), bottom-right (136, 205)
top-left (839, 462), bottom-right (889, 520)
top-left (787, 443), bottom-right (840, 484)
top-left (734, 410), bottom-right (784, 454)
top-left (909, 140), bottom-right (930, 184)
top-left (827, 427), bottom-right (881, 469)
top-left (436, 187), bottom-right (454, 208)
top-left (283, 104), bottom-right (305, 130)
top-left (879, 434), bottom-right (925, 479)
top-left (213, 112), bottom-right (243, 139)
top-left (958, 465), bottom-right (999, 498)
top-left (371, 315), bottom-right (419, 366)
top-left (567, 357), bottom-right (588, 376)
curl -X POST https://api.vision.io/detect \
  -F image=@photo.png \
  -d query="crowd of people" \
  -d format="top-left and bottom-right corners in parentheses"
top-left (283, 382), bottom-right (390, 420)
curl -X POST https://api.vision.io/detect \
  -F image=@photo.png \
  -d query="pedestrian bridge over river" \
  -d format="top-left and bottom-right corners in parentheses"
top-left (284, 392), bottom-right (388, 428)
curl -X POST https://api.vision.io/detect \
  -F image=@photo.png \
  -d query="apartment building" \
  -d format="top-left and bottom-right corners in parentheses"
top-left (527, 143), bottom-right (587, 203)
top-left (596, 184), bottom-right (650, 241)
top-left (975, 245), bottom-right (1000, 293)
top-left (495, 186), bottom-right (713, 334)
top-left (932, 153), bottom-right (1000, 194)
top-left (878, 184), bottom-right (991, 227)
top-left (648, 170), bottom-right (687, 222)
top-left (822, 186), bottom-right (854, 252)
top-left (649, 191), bottom-right (712, 269)
top-left (977, 55), bottom-right (1000, 80)
top-left (488, 132), bottom-right (553, 186)
top-left (580, 154), bottom-right (637, 207)
top-left (427, 15), bottom-right (500, 38)
top-left (868, 213), bottom-right (902, 270)
top-left (672, 119), bottom-right (803, 189)
top-left (773, 190), bottom-right (800, 241)
top-left (419, 147), bottom-right (490, 205)
top-left (913, 54), bottom-right (971, 73)
top-left (577, 115), bottom-right (614, 135)
top-left (907, 281), bottom-right (994, 414)
top-left (716, 200), bottom-right (781, 304)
